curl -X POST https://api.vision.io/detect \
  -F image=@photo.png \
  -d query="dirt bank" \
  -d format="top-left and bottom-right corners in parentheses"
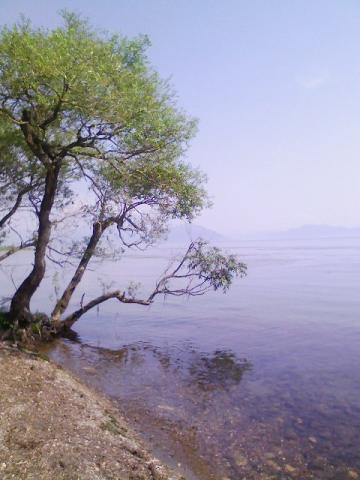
top-left (0, 344), bottom-right (184, 480)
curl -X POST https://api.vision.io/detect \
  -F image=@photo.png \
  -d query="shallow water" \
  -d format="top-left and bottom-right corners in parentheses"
top-left (3, 237), bottom-right (360, 479)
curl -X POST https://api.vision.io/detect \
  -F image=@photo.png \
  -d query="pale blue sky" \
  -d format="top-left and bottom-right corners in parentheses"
top-left (1, 1), bottom-right (360, 234)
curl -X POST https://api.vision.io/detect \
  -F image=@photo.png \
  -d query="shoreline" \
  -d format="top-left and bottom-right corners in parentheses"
top-left (0, 343), bottom-right (185, 480)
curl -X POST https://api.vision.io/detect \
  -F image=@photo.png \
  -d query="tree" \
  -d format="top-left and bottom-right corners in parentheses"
top-left (0, 117), bottom-right (41, 257)
top-left (0, 13), bottom-right (246, 338)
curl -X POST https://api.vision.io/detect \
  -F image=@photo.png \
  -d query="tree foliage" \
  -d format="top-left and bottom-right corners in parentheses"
top-left (0, 13), bottom-right (246, 338)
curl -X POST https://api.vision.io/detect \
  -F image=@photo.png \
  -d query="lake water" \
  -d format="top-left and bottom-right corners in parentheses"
top-left (2, 237), bottom-right (360, 479)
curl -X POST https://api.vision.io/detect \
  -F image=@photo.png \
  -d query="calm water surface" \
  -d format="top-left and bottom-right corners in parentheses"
top-left (3, 238), bottom-right (360, 479)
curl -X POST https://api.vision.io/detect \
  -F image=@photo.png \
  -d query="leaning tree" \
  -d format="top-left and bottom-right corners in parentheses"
top-left (0, 13), bottom-right (246, 338)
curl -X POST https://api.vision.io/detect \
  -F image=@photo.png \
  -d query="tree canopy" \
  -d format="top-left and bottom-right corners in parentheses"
top-left (0, 12), bottom-right (246, 339)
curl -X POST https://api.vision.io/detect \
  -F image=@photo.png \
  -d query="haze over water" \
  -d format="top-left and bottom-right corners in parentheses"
top-left (4, 235), bottom-right (356, 479)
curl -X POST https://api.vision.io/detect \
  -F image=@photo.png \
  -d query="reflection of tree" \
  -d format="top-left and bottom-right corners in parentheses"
top-left (54, 338), bottom-right (251, 394)
top-left (188, 350), bottom-right (251, 391)
top-left (62, 328), bottom-right (81, 342)
top-left (146, 345), bottom-right (251, 392)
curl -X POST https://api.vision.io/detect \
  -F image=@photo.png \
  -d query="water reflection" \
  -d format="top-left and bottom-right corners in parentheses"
top-left (45, 338), bottom-right (253, 478)
top-left (49, 336), bottom-right (252, 393)
top-left (187, 349), bottom-right (251, 391)
top-left (46, 337), bottom-right (360, 480)
top-left (39, 238), bottom-right (360, 480)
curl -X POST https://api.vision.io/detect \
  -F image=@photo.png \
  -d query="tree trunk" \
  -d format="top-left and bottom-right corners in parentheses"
top-left (61, 290), bottom-right (124, 330)
top-left (9, 163), bottom-right (61, 323)
top-left (50, 221), bottom-right (107, 324)
top-left (61, 290), bottom-right (150, 331)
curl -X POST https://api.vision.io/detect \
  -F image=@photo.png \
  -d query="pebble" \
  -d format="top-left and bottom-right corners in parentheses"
top-left (348, 470), bottom-right (359, 479)
top-left (307, 458), bottom-right (325, 471)
top-left (157, 405), bottom-right (175, 412)
top-left (234, 453), bottom-right (248, 467)
top-left (264, 452), bottom-right (276, 459)
top-left (266, 459), bottom-right (281, 471)
top-left (82, 367), bottom-right (97, 374)
top-left (285, 464), bottom-right (296, 474)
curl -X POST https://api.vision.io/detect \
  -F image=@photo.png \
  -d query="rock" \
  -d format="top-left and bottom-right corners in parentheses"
top-left (284, 464), bottom-right (296, 474)
top-left (266, 459), bottom-right (281, 471)
top-left (157, 405), bottom-right (175, 412)
top-left (348, 470), bottom-right (359, 479)
top-left (82, 366), bottom-right (97, 374)
top-left (307, 458), bottom-right (325, 471)
top-left (264, 452), bottom-right (276, 460)
top-left (147, 461), bottom-right (167, 480)
top-left (234, 452), bottom-right (248, 467)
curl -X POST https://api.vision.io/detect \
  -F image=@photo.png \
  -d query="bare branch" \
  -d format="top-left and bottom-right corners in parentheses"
top-left (0, 186), bottom-right (31, 229)
top-left (58, 239), bottom-right (247, 331)
top-left (0, 239), bottom-right (36, 263)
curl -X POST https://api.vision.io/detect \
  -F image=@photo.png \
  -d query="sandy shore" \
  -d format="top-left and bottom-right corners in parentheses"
top-left (0, 344), bottom-right (184, 480)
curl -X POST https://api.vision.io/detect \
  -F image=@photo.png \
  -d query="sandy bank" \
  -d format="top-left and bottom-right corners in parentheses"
top-left (0, 344), bottom-right (184, 480)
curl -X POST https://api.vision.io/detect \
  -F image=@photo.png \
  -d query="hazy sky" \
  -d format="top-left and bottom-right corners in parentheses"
top-left (1, 1), bottom-right (360, 234)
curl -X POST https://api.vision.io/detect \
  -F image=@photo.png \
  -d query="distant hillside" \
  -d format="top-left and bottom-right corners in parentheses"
top-left (52, 222), bottom-right (227, 246)
top-left (275, 225), bottom-right (360, 238)
top-left (236, 224), bottom-right (360, 240)
top-left (164, 223), bottom-right (226, 244)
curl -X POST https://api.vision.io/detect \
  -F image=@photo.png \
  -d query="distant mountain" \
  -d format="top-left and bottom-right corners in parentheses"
top-left (164, 223), bottom-right (226, 244)
top-left (236, 224), bottom-right (360, 240)
top-left (276, 224), bottom-right (360, 238)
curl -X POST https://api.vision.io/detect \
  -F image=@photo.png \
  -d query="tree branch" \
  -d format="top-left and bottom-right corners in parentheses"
top-left (40, 79), bottom-right (69, 129)
top-left (0, 239), bottom-right (36, 263)
top-left (62, 290), bottom-right (149, 329)
top-left (0, 184), bottom-right (38, 229)
top-left (59, 239), bottom-right (247, 331)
